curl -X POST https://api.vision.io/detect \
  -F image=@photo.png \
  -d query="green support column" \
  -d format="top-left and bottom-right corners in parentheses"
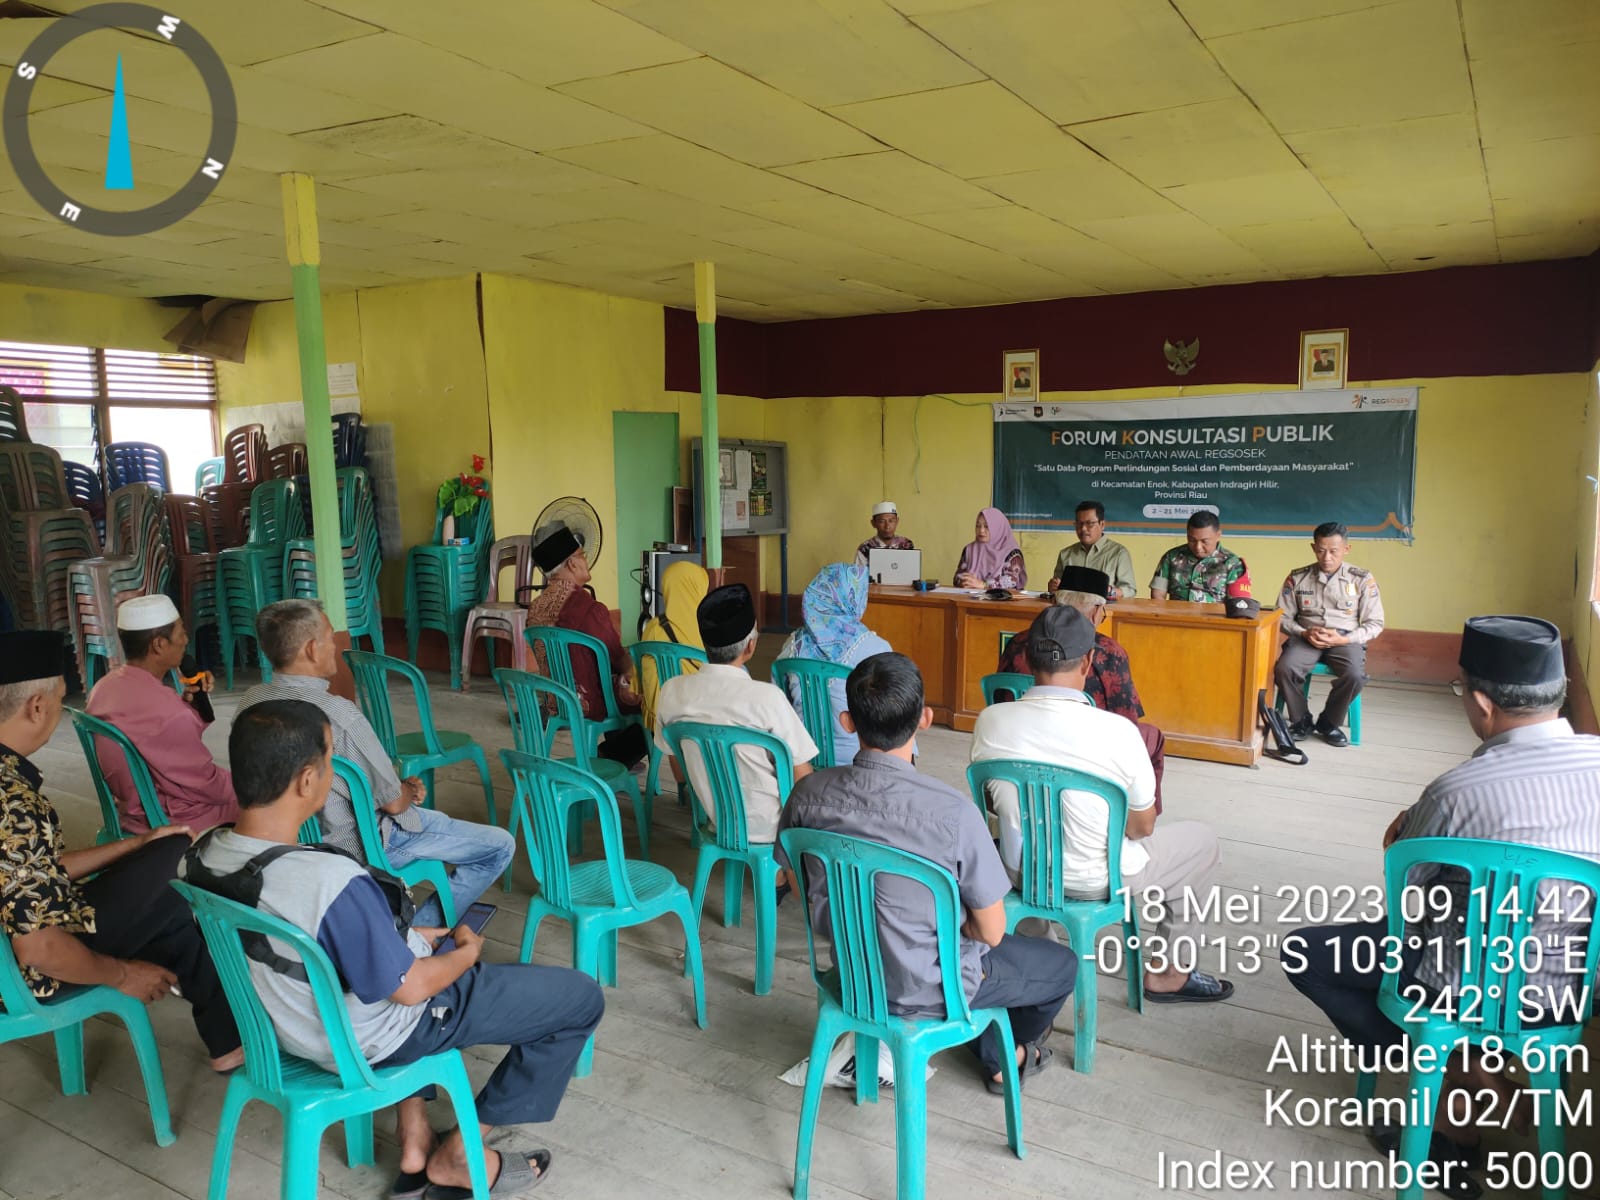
top-left (280, 172), bottom-right (347, 630)
top-left (696, 261), bottom-right (720, 570)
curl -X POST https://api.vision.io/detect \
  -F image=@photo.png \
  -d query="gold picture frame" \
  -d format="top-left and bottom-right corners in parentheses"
top-left (1003, 349), bottom-right (1038, 401)
top-left (1299, 328), bottom-right (1348, 390)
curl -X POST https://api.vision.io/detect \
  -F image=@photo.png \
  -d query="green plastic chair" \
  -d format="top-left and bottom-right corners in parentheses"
top-left (343, 650), bottom-right (498, 827)
top-left (770, 657), bottom-right (852, 770)
top-left (523, 624), bottom-right (640, 751)
top-left (330, 755), bottom-right (458, 927)
top-left (499, 749), bottom-right (706, 1078)
top-left (0, 933), bottom-right (176, 1147)
top-left (658, 721), bottom-right (794, 996)
top-left (494, 668), bottom-right (650, 869)
top-left (405, 499), bottom-right (493, 691)
top-left (980, 672), bottom-right (1034, 706)
top-left (1274, 660), bottom-right (1363, 745)
top-left (297, 813), bottom-right (323, 845)
top-left (779, 827), bottom-right (1024, 1200)
top-left (1356, 837), bottom-right (1600, 1200)
top-left (966, 759), bottom-right (1143, 1074)
top-left (67, 708), bottom-right (169, 842)
top-left (171, 880), bottom-right (491, 1200)
top-left (627, 641), bottom-right (708, 807)
top-left (195, 456), bottom-right (225, 491)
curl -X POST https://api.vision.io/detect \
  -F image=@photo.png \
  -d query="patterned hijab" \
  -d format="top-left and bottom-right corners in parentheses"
top-left (791, 562), bottom-right (871, 663)
top-left (961, 507), bottom-right (1020, 583)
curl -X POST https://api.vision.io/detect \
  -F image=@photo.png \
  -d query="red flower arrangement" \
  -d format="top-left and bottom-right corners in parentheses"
top-left (437, 453), bottom-right (490, 518)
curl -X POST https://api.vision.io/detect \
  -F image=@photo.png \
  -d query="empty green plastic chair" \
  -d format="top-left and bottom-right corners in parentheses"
top-left (779, 827), bottom-right (1023, 1200)
top-left (1274, 660), bottom-right (1363, 745)
top-left (627, 640), bottom-right (707, 807)
top-left (658, 721), bottom-right (794, 996)
top-left (499, 749), bottom-right (706, 1077)
top-left (343, 650), bottom-right (498, 827)
top-left (980, 672), bottom-right (1034, 706)
top-left (770, 657), bottom-right (852, 770)
top-left (67, 708), bottom-right (169, 842)
top-left (966, 759), bottom-right (1142, 1074)
top-left (523, 625), bottom-right (640, 751)
top-left (495, 668), bottom-right (649, 868)
top-left (332, 755), bottom-right (458, 927)
top-left (1356, 838), bottom-right (1600, 1200)
top-left (0, 932), bottom-right (175, 1147)
top-left (171, 880), bottom-right (491, 1200)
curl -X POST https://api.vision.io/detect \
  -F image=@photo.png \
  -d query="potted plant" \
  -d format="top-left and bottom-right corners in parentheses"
top-left (437, 453), bottom-right (488, 542)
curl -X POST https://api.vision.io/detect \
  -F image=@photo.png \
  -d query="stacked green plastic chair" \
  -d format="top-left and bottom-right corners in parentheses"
top-left (0, 444), bottom-right (99, 668)
top-left (165, 492), bottom-right (220, 649)
top-left (67, 483), bottom-right (172, 688)
top-left (216, 478), bottom-right (304, 687)
top-left (404, 499), bottom-right (493, 690)
top-left (194, 456), bottom-right (225, 491)
top-left (283, 467), bottom-right (384, 653)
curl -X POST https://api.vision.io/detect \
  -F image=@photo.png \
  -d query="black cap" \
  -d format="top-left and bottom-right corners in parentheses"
top-left (531, 523), bottom-right (581, 573)
top-left (1028, 605), bottom-right (1096, 665)
top-left (1459, 615), bottom-right (1564, 686)
top-left (0, 630), bottom-right (67, 683)
top-left (1056, 565), bottom-right (1110, 597)
top-left (1224, 596), bottom-right (1260, 619)
top-left (698, 583), bottom-right (756, 648)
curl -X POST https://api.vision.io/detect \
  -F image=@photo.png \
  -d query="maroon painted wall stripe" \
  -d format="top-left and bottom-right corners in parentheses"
top-left (665, 254), bottom-right (1600, 398)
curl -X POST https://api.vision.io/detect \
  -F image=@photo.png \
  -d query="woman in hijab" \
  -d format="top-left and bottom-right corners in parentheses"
top-left (955, 507), bottom-right (1028, 591)
top-left (776, 561), bottom-right (893, 765)
top-left (637, 560), bottom-right (709, 732)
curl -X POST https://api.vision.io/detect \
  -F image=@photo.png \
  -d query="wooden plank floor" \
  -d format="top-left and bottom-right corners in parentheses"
top-left (4, 645), bottom-right (1592, 1199)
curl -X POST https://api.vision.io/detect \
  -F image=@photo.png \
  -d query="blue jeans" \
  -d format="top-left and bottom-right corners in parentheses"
top-left (384, 806), bottom-right (515, 928)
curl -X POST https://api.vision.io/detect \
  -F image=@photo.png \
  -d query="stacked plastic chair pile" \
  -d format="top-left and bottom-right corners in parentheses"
top-left (0, 444), bottom-right (102, 670)
top-left (68, 482), bottom-right (173, 687)
top-left (404, 499), bottom-right (494, 690)
top-left (285, 466), bottom-right (385, 654)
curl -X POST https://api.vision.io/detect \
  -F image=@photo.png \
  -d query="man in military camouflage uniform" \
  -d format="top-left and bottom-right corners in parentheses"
top-left (1274, 521), bottom-right (1385, 748)
top-left (1150, 510), bottom-right (1251, 603)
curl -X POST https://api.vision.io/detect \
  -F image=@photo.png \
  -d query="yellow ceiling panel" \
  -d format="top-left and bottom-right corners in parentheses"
top-left (911, 206), bottom-right (1184, 292)
top-left (1321, 172), bottom-right (1491, 231)
top-left (8, 235), bottom-right (113, 265)
top-left (295, 117), bottom-right (542, 171)
top-left (1484, 134), bottom-right (1600, 207)
top-left (830, 82), bottom-right (1104, 179)
top-left (369, 209), bottom-right (570, 250)
top-left (1069, 98), bottom-right (1304, 188)
top-left (1460, 0), bottom-right (1600, 57)
top-left (306, 185), bottom-right (422, 224)
top-left (547, 135), bottom-right (821, 209)
top-left (1288, 113), bottom-right (1483, 180)
top-left (1471, 42), bottom-right (1600, 148)
top-left (589, 0), bottom-right (981, 106)
top-left (545, 186), bottom-right (775, 237)
top-left (252, 34), bottom-right (652, 153)
top-left (328, 172), bottom-right (593, 228)
top-left (970, 160), bottom-right (1178, 225)
top-left (1175, 0), bottom-right (1409, 40)
top-left (1493, 198), bottom-right (1599, 240)
top-left (313, 0), bottom-right (697, 85)
top-left (905, 0), bottom-right (1237, 126)
top-left (1499, 227), bottom-right (1600, 261)
top-left (777, 152), bottom-right (1009, 216)
top-left (36, 0), bottom-right (383, 66)
top-left (1070, 212), bottom-right (1273, 283)
top-left (706, 224), bottom-right (927, 273)
top-left (1219, 216), bottom-right (1387, 274)
top-left (1206, 0), bottom-right (1474, 134)
top-left (556, 57), bottom-right (881, 169)
top-left (1362, 220), bottom-right (1499, 266)
top-left (1162, 172), bottom-right (1344, 226)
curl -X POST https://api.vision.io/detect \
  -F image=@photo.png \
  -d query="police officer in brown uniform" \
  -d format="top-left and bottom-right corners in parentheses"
top-left (1275, 521), bottom-right (1385, 747)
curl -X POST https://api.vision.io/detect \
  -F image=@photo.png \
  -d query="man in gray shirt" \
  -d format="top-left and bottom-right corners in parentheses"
top-left (239, 600), bottom-right (513, 928)
top-left (777, 652), bottom-right (1077, 1092)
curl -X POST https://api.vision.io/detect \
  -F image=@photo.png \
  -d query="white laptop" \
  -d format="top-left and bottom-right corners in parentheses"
top-left (868, 547), bottom-right (922, 585)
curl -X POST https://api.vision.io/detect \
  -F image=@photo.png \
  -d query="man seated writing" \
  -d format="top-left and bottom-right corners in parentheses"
top-left (778, 652), bottom-right (1076, 1090)
top-left (240, 600), bottom-right (513, 927)
top-left (2, 630), bottom-right (240, 1072)
top-left (184, 700), bottom-right (604, 1198)
top-left (87, 593), bottom-right (238, 833)
top-left (656, 583), bottom-right (818, 843)
top-left (998, 567), bottom-right (1166, 810)
top-left (973, 606), bottom-right (1234, 1004)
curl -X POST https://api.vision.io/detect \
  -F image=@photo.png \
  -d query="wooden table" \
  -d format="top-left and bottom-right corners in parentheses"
top-left (864, 587), bottom-right (1282, 766)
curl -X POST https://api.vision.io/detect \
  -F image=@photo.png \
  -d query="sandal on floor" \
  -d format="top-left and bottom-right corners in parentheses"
top-left (1144, 970), bottom-right (1234, 1004)
top-left (391, 1169), bottom-right (430, 1200)
top-left (986, 1041), bottom-right (1053, 1094)
top-left (425, 1148), bottom-right (552, 1198)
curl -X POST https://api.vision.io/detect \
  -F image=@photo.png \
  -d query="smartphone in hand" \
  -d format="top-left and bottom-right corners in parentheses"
top-left (433, 901), bottom-right (497, 954)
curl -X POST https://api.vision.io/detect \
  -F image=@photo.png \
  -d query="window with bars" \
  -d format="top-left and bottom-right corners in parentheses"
top-left (0, 339), bottom-right (219, 489)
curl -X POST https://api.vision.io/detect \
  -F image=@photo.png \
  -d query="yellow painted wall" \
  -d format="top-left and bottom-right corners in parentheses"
top-left (213, 292), bottom-right (362, 411)
top-left (775, 373), bottom-right (1589, 639)
top-left (0, 280), bottom-right (178, 350)
top-left (1573, 364), bottom-right (1600, 713)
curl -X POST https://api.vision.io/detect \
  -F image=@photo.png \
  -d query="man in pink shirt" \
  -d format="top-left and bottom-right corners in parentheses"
top-left (87, 594), bottom-right (238, 833)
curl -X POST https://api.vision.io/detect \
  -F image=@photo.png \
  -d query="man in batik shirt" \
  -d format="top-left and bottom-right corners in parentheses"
top-left (854, 500), bottom-right (915, 567)
top-left (996, 568), bottom-right (1166, 812)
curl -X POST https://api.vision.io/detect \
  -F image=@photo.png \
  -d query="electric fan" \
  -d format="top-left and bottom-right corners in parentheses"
top-left (531, 495), bottom-right (604, 579)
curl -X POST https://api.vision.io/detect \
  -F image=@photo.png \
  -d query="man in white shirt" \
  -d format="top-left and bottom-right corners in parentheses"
top-left (655, 584), bottom-right (818, 842)
top-left (970, 605), bottom-right (1233, 1004)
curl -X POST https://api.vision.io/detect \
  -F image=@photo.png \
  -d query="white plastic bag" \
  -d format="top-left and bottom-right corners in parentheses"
top-left (778, 1034), bottom-right (934, 1089)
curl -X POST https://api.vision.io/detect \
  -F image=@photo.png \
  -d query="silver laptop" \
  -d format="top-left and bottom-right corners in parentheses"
top-left (868, 547), bottom-right (922, 585)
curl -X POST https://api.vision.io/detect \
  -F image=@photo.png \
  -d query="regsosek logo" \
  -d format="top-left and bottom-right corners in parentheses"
top-left (3, 3), bottom-right (236, 236)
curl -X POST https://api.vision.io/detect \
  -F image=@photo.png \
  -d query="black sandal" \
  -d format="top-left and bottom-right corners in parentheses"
top-left (986, 1041), bottom-right (1052, 1094)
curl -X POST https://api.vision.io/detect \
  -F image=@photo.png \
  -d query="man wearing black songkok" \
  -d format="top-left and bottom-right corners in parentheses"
top-left (0, 631), bottom-right (240, 1069)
